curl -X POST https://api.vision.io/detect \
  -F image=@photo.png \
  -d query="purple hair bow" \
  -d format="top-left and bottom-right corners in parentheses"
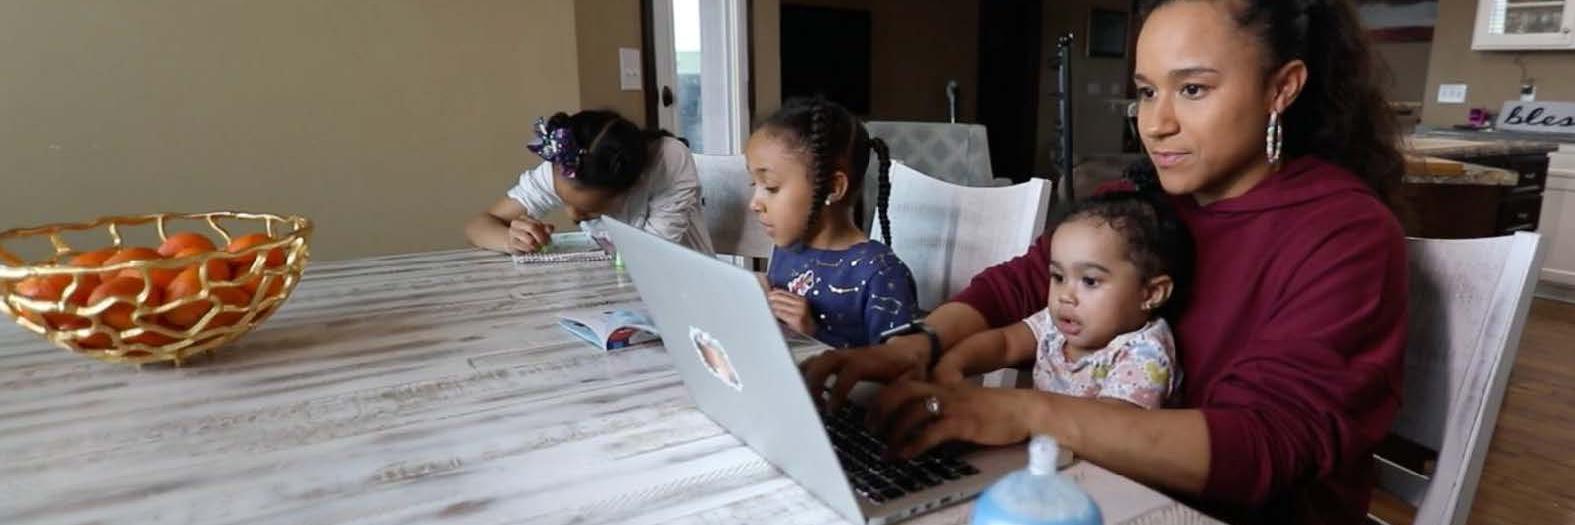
top-left (527, 117), bottom-right (583, 179)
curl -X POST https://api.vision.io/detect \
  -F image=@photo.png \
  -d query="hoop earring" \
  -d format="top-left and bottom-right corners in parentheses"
top-left (1266, 111), bottom-right (1284, 168)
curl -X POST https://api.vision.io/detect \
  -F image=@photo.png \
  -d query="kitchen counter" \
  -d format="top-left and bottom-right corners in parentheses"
top-left (1400, 132), bottom-right (1553, 239)
top-left (1404, 156), bottom-right (1520, 186)
top-left (1408, 128), bottom-right (1565, 159)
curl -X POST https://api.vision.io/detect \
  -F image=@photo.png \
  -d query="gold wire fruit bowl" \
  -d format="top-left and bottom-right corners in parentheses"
top-left (0, 212), bottom-right (311, 365)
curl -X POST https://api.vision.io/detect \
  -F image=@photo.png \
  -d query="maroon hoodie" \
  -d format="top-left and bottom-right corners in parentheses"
top-left (953, 156), bottom-right (1408, 523)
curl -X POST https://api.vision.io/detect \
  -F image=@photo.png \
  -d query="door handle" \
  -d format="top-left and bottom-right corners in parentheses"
top-left (662, 86), bottom-right (675, 107)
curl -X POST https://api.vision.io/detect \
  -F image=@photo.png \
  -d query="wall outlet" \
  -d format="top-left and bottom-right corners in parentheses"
top-left (1521, 83), bottom-right (1537, 102)
top-left (619, 48), bottom-right (642, 91)
top-left (1437, 83), bottom-right (1468, 104)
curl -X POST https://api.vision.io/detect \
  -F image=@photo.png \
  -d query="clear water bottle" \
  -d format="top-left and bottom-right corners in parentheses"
top-left (971, 436), bottom-right (1102, 525)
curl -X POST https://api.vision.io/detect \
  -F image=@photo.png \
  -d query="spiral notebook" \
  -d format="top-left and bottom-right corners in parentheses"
top-left (511, 232), bottom-right (614, 264)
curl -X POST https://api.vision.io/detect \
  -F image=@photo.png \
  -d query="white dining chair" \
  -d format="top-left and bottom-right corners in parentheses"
top-left (694, 154), bottom-right (773, 262)
top-left (865, 121), bottom-right (1007, 188)
top-left (869, 162), bottom-right (1050, 388)
top-left (1372, 232), bottom-right (1546, 525)
top-left (869, 161), bottom-right (1051, 313)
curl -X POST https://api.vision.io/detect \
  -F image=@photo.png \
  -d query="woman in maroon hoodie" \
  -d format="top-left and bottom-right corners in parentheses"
top-left (801, 0), bottom-right (1407, 522)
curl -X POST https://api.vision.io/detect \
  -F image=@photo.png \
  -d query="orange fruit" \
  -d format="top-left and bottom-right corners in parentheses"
top-left (14, 276), bottom-right (90, 329)
top-left (69, 248), bottom-right (119, 268)
top-left (240, 273), bottom-right (285, 299)
top-left (126, 331), bottom-right (174, 347)
top-left (172, 247), bottom-right (230, 282)
top-left (14, 276), bottom-right (55, 301)
top-left (164, 268), bottom-right (210, 329)
top-left (64, 247), bottom-right (119, 296)
top-left (227, 233), bottom-right (285, 272)
top-left (209, 287), bottom-right (252, 328)
top-left (78, 330), bottom-right (170, 350)
top-left (157, 232), bottom-right (217, 258)
top-left (102, 247), bottom-right (161, 268)
top-left (79, 276), bottom-right (163, 350)
top-left (77, 332), bottom-right (111, 350)
top-left (104, 247), bottom-right (178, 290)
top-left (166, 267), bottom-right (253, 330)
top-left (88, 276), bottom-right (162, 330)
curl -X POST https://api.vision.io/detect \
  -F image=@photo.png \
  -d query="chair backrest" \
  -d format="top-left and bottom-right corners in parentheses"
top-left (866, 121), bottom-right (995, 187)
top-left (693, 154), bottom-right (772, 259)
top-left (1377, 233), bottom-right (1546, 525)
top-left (869, 162), bottom-right (1051, 311)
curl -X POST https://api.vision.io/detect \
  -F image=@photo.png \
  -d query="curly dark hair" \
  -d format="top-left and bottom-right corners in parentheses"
top-left (545, 110), bottom-right (676, 192)
top-left (756, 97), bottom-right (895, 246)
top-left (1055, 162), bottom-right (1195, 321)
top-left (1137, 0), bottom-right (1404, 207)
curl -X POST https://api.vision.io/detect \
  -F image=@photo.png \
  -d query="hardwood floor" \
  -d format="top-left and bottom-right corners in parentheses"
top-left (1467, 298), bottom-right (1575, 524)
top-left (1374, 298), bottom-right (1575, 524)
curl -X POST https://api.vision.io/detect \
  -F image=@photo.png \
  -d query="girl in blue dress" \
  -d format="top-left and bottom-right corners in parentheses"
top-left (746, 97), bottom-right (918, 348)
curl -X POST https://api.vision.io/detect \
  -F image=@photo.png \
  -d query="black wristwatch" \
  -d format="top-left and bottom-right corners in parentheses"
top-left (879, 320), bottom-right (942, 374)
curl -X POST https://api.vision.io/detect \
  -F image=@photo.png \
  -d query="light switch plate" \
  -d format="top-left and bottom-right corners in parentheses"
top-left (1437, 83), bottom-right (1468, 104)
top-left (619, 48), bottom-right (642, 91)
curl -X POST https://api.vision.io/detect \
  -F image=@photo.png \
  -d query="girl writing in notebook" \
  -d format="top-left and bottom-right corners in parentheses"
top-left (465, 110), bottom-right (715, 255)
top-left (746, 97), bottom-right (918, 348)
top-left (931, 180), bottom-right (1194, 410)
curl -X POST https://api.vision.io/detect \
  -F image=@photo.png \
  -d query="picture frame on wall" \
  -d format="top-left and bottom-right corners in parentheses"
top-left (1088, 8), bottom-right (1128, 58)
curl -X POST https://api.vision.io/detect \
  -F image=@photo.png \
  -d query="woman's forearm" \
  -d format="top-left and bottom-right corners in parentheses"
top-left (884, 302), bottom-right (993, 371)
top-left (927, 302), bottom-right (991, 353)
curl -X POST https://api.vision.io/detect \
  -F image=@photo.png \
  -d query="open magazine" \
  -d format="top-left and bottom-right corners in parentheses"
top-left (557, 308), bottom-right (660, 350)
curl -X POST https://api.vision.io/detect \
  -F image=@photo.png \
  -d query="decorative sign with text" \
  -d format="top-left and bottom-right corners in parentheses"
top-left (1497, 101), bottom-right (1575, 135)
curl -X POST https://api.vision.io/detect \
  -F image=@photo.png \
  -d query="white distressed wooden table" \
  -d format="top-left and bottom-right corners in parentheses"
top-left (0, 250), bottom-right (1220, 525)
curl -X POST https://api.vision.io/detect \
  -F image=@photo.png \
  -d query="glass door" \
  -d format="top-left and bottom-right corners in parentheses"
top-left (651, 0), bottom-right (750, 155)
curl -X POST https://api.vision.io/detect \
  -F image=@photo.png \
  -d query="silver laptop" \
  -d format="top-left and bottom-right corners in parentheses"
top-left (602, 218), bottom-right (1034, 525)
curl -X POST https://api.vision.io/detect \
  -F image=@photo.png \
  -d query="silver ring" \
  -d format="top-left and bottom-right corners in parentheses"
top-left (924, 395), bottom-right (942, 417)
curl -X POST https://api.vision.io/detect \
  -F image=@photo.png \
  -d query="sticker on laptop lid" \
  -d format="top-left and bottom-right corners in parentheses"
top-left (690, 327), bottom-right (742, 391)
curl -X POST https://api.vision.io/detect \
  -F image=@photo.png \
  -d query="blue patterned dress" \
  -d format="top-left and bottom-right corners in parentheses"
top-left (765, 242), bottom-right (918, 348)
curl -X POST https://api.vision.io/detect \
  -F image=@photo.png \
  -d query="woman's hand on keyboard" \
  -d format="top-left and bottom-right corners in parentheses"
top-left (800, 339), bottom-right (929, 412)
top-left (868, 380), bottom-right (1039, 459)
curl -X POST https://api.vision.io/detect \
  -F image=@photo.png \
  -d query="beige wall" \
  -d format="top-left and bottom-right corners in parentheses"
top-left (781, 0), bottom-right (979, 122)
top-left (0, 0), bottom-right (581, 261)
top-left (1373, 41), bottom-right (1433, 104)
top-left (1036, 0), bottom-right (1135, 170)
top-left (575, 0), bottom-right (647, 123)
top-left (1422, 0), bottom-right (1575, 127)
top-left (753, 0), bottom-right (784, 121)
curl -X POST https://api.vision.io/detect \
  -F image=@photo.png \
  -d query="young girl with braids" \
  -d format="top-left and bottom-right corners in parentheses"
top-left (746, 97), bottom-right (917, 348)
top-left (931, 170), bottom-right (1194, 410)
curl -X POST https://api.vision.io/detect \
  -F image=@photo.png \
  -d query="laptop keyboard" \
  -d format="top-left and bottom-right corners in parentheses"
top-left (823, 404), bottom-right (980, 504)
